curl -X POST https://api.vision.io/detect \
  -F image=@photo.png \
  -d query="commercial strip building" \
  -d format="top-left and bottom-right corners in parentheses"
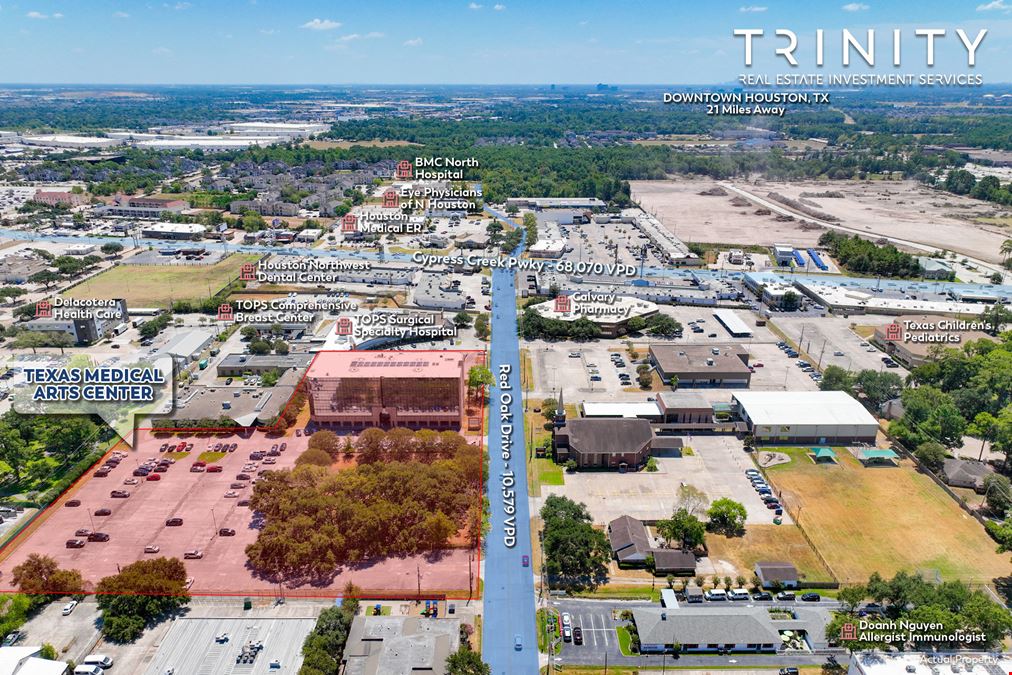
top-left (306, 351), bottom-right (480, 430)
top-left (505, 197), bottom-right (606, 210)
top-left (732, 391), bottom-right (878, 444)
top-left (342, 616), bottom-right (460, 675)
top-left (216, 353), bottom-right (314, 377)
top-left (527, 296), bottom-right (660, 338)
top-left (712, 308), bottom-right (753, 337)
top-left (649, 344), bottom-right (752, 388)
top-left (138, 222), bottom-right (207, 240)
top-left (30, 190), bottom-right (88, 207)
top-left (95, 195), bottom-right (189, 219)
top-left (229, 200), bottom-right (299, 217)
top-left (632, 606), bottom-right (783, 654)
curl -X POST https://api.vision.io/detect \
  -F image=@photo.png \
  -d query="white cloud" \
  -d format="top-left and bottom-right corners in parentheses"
top-left (113, 11), bottom-right (129, 18)
top-left (739, 5), bottom-right (767, 11)
top-left (259, 28), bottom-right (277, 35)
top-left (494, 3), bottom-right (506, 9)
top-left (841, 2), bottom-right (869, 10)
top-left (26, 10), bottom-right (60, 19)
top-left (468, 2), bottom-right (482, 8)
top-left (173, 1), bottom-right (191, 9)
top-left (404, 37), bottom-right (423, 47)
top-left (578, 19), bottom-right (589, 26)
top-left (977, 0), bottom-right (1011, 11)
top-left (301, 18), bottom-right (341, 30)
top-left (336, 31), bottom-right (384, 42)
top-left (151, 46), bottom-right (173, 56)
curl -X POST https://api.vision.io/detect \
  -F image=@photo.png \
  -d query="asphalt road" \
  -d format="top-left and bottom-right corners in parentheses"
top-left (481, 206), bottom-right (538, 674)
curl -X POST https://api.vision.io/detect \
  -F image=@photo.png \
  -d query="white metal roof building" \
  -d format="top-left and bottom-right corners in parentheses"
top-left (732, 390), bottom-right (878, 444)
top-left (581, 401), bottom-right (662, 419)
top-left (712, 308), bottom-right (753, 337)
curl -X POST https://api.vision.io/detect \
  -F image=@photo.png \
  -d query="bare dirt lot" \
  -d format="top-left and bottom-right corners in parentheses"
top-left (631, 178), bottom-right (827, 248)
top-left (0, 429), bottom-right (472, 597)
top-left (633, 178), bottom-right (1012, 263)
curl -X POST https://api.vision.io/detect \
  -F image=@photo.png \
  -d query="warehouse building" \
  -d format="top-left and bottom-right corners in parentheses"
top-left (712, 309), bottom-right (753, 337)
top-left (216, 353), bottom-right (313, 377)
top-left (732, 391), bottom-right (878, 444)
top-left (649, 344), bottom-right (752, 388)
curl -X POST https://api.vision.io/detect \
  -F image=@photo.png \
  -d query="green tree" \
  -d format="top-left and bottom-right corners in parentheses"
top-left (96, 557), bottom-right (190, 643)
top-left (445, 646), bottom-right (489, 675)
top-left (249, 339), bottom-right (272, 355)
top-left (308, 430), bottom-right (341, 458)
top-left (295, 447), bottom-right (333, 467)
top-left (838, 584), bottom-right (867, 612)
top-left (100, 242), bottom-right (124, 255)
top-left (38, 643), bottom-right (58, 660)
top-left (854, 370), bottom-right (904, 408)
top-left (28, 270), bottom-right (60, 288)
top-left (540, 495), bottom-right (610, 590)
top-left (541, 398), bottom-right (558, 423)
top-left (274, 340), bottom-right (289, 355)
top-left (0, 422), bottom-right (30, 481)
top-left (706, 498), bottom-right (747, 536)
top-left (983, 473), bottom-right (1012, 513)
top-left (240, 326), bottom-right (258, 341)
top-left (819, 365), bottom-right (854, 395)
top-left (914, 441), bottom-right (947, 472)
top-left (453, 311), bottom-right (473, 328)
top-left (11, 554), bottom-right (84, 596)
top-left (781, 291), bottom-right (801, 311)
top-left (656, 507), bottom-right (706, 549)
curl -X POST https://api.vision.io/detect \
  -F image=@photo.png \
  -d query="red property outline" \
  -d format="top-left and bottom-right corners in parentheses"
top-left (0, 349), bottom-right (489, 601)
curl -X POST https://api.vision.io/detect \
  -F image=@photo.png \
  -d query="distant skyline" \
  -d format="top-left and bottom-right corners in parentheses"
top-left (0, 0), bottom-right (1010, 85)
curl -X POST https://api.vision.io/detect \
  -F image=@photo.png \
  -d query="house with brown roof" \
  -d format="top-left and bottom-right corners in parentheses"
top-left (754, 561), bottom-right (798, 589)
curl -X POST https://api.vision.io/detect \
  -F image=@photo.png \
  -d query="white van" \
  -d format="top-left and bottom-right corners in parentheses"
top-left (704, 589), bottom-right (727, 601)
top-left (729, 588), bottom-right (750, 601)
top-left (73, 666), bottom-right (103, 675)
top-left (83, 655), bottom-right (114, 668)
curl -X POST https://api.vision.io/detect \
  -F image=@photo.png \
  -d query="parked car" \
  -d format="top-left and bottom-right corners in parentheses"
top-left (94, 508), bottom-right (111, 516)
top-left (801, 592), bottom-right (821, 602)
top-left (87, 532), bottom-right (110, 542)
top-left (144, 545), bottom-right (160, 553)
top-left (780, 668), bottom-right (800, 675)
top-left (65, 500), bottom-right (81, 507)
top-left (562, 626), bottom-right (572, 642)
top-left (573, 626), bottom-right (583, 645)
top-left (224, 491), bottom-right (239, 498)
top-left (752, 592), bottom-right (773, 601)
top-left (165, 517), bottom-right (183, 526)
top-left (219, 528), bottom-right (236, 536)
top-left (183, 550), bottom-right (203, 559)
top-left (776, 591), bottom-right (796, 601)
top-left (62, 601), bottom-right (78, 616)
top-left (207, 465), bottom-right (223, 473)
top-left (65, 539), bottom-right (86, 549)
top-left (110, 490), bottom-right (130, 498)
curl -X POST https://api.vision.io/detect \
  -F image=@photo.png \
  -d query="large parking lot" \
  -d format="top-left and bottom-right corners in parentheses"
top-left (0, 429), bottom-right (471, 597)
top-left (540, 435), bottom-right (791, 527)
top-left (772, 314), bottom-right (909, 377)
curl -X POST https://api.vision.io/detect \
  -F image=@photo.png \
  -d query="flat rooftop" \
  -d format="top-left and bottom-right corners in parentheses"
top-left (307, 350), bottom-right (471, 379)
top-left (649, 344), bottom-right (750, 375)
top-left (732, 390), bottom-right (878, 427)
top-left (142, 616), bottom-right (316, 675)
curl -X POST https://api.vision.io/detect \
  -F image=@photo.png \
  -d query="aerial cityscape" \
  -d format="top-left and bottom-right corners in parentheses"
top-left (0, 2), bottom-right (1011, 674)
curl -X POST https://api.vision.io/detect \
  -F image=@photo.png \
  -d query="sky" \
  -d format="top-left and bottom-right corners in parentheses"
top-left (0, 0), bottom-right (1010, 84)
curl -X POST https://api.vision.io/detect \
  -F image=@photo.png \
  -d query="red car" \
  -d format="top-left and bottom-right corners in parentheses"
top-left (176, 442), bottom-right (187, 452)
top-left (146, 473), bottom-right (161, 481)
top-left (207, 465), bottom-right (223, 473)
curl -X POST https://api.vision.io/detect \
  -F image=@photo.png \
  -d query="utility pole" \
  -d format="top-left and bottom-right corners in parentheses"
top-left (817, 339), bottom-right (827, 369)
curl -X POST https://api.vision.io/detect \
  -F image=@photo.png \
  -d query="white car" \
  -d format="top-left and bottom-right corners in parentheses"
top-left (561, 612), bottom-right (572, 627)
top-left (62, 600), bottom-right (78, 616)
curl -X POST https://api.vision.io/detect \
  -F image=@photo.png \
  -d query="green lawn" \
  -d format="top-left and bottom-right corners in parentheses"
top-left (63, 253), bottom-right (258, 309)
top-left (616, 626), bottom-right (635, 656)
top-left (198, 451), bottom-right (228, 463)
